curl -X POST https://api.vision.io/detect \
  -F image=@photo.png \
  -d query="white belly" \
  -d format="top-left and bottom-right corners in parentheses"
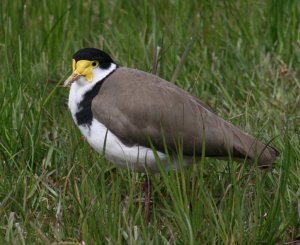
top-left (78, 119), bottom-right (190, 172)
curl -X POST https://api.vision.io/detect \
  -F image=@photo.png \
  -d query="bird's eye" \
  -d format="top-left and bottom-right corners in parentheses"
top-left (91, 61), bottom-right (98, 67)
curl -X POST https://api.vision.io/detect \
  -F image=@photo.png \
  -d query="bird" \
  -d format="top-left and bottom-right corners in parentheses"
top-left (64, 47), bottom-right (279, 223)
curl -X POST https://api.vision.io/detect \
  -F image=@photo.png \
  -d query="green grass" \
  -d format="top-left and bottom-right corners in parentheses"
top-left (0, 0), bottom-right (299, 244)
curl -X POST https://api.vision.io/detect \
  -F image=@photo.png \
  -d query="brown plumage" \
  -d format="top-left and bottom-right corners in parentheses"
top-left (92, 67), bottom-right (279, 167)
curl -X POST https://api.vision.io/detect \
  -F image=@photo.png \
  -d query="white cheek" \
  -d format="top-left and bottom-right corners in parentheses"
top-left (92, 64), bottom-right (117, 82)
top-left (69, 63), bottom-right (117, 94)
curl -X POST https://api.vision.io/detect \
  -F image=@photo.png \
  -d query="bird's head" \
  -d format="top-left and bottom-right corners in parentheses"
top-left (64, 48), bottom-right (116, 87)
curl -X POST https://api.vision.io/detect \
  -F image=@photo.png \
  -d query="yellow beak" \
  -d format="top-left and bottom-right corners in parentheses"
top-left (63, 71), bottom-right (81, 87)
top-left (64, 59), bottom-right (93, 87)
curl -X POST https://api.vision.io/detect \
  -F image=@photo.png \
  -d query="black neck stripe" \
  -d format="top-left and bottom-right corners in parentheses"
top-left (75, 68), bottom-right (117, 126)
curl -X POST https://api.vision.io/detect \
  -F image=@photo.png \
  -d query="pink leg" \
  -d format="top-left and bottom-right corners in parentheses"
top-left (143, 176), bottom-right (151, 224)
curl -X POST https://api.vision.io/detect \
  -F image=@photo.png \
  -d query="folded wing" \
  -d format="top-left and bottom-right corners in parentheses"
top-left (92, 68), bottom-right (279, 166)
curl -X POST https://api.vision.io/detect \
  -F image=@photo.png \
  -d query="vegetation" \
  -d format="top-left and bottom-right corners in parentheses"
top-left (0, 0), bottom-right (299, 244)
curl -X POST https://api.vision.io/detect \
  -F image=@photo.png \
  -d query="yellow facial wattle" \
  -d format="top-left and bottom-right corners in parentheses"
top-left (64, 59), bottom-right (99, 87)
top-left (73, 60), bottom-right (93, 82)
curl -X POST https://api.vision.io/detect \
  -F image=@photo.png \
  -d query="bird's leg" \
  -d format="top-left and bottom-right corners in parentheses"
top-left (143, 175), bottom-right (151, 224)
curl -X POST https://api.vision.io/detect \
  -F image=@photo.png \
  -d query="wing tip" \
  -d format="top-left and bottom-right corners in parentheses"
top-left (257, 145), bottom-right (280, 169)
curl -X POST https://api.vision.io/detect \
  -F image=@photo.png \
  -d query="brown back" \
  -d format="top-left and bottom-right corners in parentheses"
top-left (92, 68), bottom-right (279, 166)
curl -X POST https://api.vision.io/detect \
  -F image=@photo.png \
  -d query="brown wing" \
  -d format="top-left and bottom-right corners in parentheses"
top-left (92, 68), bottom-right (278, 166)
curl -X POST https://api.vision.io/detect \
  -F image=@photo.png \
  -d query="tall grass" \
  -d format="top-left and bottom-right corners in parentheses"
top-left (0, 0), bottom-right (299, 244)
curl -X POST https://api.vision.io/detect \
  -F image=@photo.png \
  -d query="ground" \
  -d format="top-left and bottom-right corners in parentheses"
top-left (0, 0), bottom-right (299, 244)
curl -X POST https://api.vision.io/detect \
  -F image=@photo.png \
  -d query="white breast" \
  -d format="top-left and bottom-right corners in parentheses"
top-left (68, 65), bottom-right (190, 172)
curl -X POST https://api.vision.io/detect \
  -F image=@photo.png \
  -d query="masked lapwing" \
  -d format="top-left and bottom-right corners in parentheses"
top-left (64, 48), bottom-right (279, 222)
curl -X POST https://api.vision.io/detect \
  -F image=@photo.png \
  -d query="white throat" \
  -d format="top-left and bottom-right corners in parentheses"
top-left (68, 63), bottom-right (117, 120)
